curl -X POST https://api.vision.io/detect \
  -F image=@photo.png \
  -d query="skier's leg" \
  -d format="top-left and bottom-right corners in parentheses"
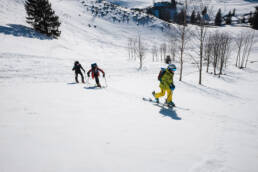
top-left (166, 89), bottom-right (173, 102)
top-left (95, 76), bottom-right (101, 87)
top-left (79, 72), bottom-right (85, 83)
top-left (166, 89), bottom-right (175, 106)
top-left (75, 72), bottom-right (79, 83)
top-left (155, 88), bottom-right (165, 98)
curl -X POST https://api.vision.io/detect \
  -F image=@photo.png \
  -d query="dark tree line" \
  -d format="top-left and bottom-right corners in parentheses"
top-left (190, 7), bottom-right (207, 25)
top-left (214, 6), bottom-right (258, 28)
top-left (25, 0), bottom-right (61, 38)
top-left (251, 6), bottom-right (258, 30)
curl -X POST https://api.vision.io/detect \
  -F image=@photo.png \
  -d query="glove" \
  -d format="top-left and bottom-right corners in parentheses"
top-left (170, 83), bottom-right (175, 91)
top-left (87, 74), bottom-right (90, 77)
top-left (103, 74), bottom-right (105, 77)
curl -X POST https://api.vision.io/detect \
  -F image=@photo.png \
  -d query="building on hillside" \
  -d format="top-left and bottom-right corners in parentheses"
top-left (146, 1), bottom-right (177, 22)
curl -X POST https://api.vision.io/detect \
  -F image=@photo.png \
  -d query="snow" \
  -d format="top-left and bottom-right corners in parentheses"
top-left (0, 0), bottom-right (258, 172)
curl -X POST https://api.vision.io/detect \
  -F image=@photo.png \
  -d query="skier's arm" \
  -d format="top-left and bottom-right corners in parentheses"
top-left (158, 71), bottom-right (162, 81)
top-left (80, 65), bottom-right (85, 73)
top-left (170, 83), bottom-right (175, 90)
top-left (169, 76), bottom-right (175, 90)
top-left (87, 69), bottom-right (92, 77)
top-left (98, 68), bottom-right (105, 77)
top-left (72, 66), bottom-right (75, 71)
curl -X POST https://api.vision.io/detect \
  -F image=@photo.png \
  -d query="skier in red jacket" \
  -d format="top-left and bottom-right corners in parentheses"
top-left (87, 63), bottom-right (105, 87)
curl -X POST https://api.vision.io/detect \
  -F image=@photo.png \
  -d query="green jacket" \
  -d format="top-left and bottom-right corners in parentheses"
top-left (159, 69), bottom-right (174, 89)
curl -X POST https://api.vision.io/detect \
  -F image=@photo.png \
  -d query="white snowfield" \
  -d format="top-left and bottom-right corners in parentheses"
top-left (1, 0), bottom-right (258, 172)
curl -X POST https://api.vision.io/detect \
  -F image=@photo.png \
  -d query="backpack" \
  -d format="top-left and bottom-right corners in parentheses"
top-left (158, 68), bottom-right (166, 81)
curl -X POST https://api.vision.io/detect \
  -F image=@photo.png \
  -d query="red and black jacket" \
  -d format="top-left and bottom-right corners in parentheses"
top-left (87, 67), bottom-right (105, 79)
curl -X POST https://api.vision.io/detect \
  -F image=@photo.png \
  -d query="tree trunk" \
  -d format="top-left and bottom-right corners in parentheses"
top-left (179, 31), bottom-right (185, 81)
top-left (199, 38), bottom-right (203, 84)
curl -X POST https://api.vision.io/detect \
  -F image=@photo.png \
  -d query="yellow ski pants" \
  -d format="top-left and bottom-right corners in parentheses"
top-left (154, 88), bottom-right (173, 103)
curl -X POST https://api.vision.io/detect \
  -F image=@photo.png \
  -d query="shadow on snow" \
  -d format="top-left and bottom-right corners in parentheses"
top-left (154, 104), bottom-right (182, 120)
top-left (84, 86), bottom-right (98, 89)
top-left (67, 82), bottom-right (77, 85)
top-left (181, 81), bottom-right (242, 100)
top-left (0, 24), bottom-right (51, 40)
top-left (244, 0), bottom-right (258, 2)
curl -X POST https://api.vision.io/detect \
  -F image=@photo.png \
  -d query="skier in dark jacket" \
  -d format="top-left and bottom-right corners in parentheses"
top-left (87, 63), bottom-right (105, 87)
top-left (72, 61), bottom-right (85, 83)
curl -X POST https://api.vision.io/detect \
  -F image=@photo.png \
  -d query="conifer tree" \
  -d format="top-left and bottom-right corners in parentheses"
top-left (176, 9), bottom-right (186, 25)
top-left (171, 0), bottom-right (176, 8)
top-left (242, 16), bottom-right (246, 23)
top-left (25, 0), bottom-right (61, 38)
top-left (248, 12), bottom-right (253, 24)
top-left (232, 8), bottom-right (236, 16)
top-left (215, 9), bottom-right (222, 26)
top-left (225, 11), bottom-right (232, 25)
top-left (252, 7), bottom-right (258, 30)
top-left (202, 6), bottom-right (207, 16)
top-left (190, 10), bottom-right (196, 24)
top-left (196, 12), bottom-right (201, 25)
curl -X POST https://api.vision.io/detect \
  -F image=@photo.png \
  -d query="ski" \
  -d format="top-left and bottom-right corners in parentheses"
top-left (142, 97), bottom-right (189, 111)
top-left (142, 97), bottom-right (174, 108)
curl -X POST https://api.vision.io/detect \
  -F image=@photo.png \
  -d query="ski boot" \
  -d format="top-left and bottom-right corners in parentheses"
top-left (97, 83), bottom-right (101, 88)
top-left (152, 91), bottom-right (159, 103)
top-left (166, 101), bottom-right (175, 107)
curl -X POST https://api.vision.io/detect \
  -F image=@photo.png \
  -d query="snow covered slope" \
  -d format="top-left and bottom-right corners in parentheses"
top-left (0, 0), bottom-right (258, 172)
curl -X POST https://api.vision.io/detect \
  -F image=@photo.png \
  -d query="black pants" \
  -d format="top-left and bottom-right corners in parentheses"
top-left (75, 71), bottom-right (84, 83)
top-left (95, 76), bottom-right (101, 87)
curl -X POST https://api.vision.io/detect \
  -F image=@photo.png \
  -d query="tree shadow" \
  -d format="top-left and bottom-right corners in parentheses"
top-left (0, 24), bottom-right (51, 40)
top-left (154, 104), bottom-right (182, 120)
top-left (181, 81), bottom-right (242, 100)
top-left (244, 0), bottom-right (258, 2)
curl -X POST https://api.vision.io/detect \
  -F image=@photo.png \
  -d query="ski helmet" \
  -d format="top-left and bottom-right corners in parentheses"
top-left (168, 64), bottom-right (176, 71)
top-left (91, 63), bottom-right (97, 68)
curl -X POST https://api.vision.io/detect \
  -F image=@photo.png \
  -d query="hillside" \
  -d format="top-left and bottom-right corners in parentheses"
top-left (0, 0), bottom-right (258, 172)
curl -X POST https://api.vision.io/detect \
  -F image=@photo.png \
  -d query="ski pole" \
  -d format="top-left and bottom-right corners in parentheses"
top-left (86, 77), bottom-right (90, 86)
top-left (104, 76), bottom-right (108, 88)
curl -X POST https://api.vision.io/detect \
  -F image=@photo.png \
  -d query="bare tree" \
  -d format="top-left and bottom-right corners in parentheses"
top-left (218, 33), bottom-right (232, 77)
top-left (168, 37), bottom-right (177, 61)
top-left (204, 34), bottom-right (213, 73)
top-left (160, 43), bottom-right (167, 62)
top-left (191, 0), bottom-right (212, 84)
top-left (209, 31), bottom-right (232, 76)
top-left (134, 33), bottom-right (146, 70)
top-left (176, 0), bottom-right (189, 81)
top-left (196, 7), bottom-right (208, 84)
top-left (127, 38), bottom-right (133, 60)
top-left (235, 30), bottom-right (255, 69)
top-left (133, 38), bottom-right (137, 61)
top-left (210, 32), bottom-right (220, 75)
top-left (151, 45), bottom-right (158, 62)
